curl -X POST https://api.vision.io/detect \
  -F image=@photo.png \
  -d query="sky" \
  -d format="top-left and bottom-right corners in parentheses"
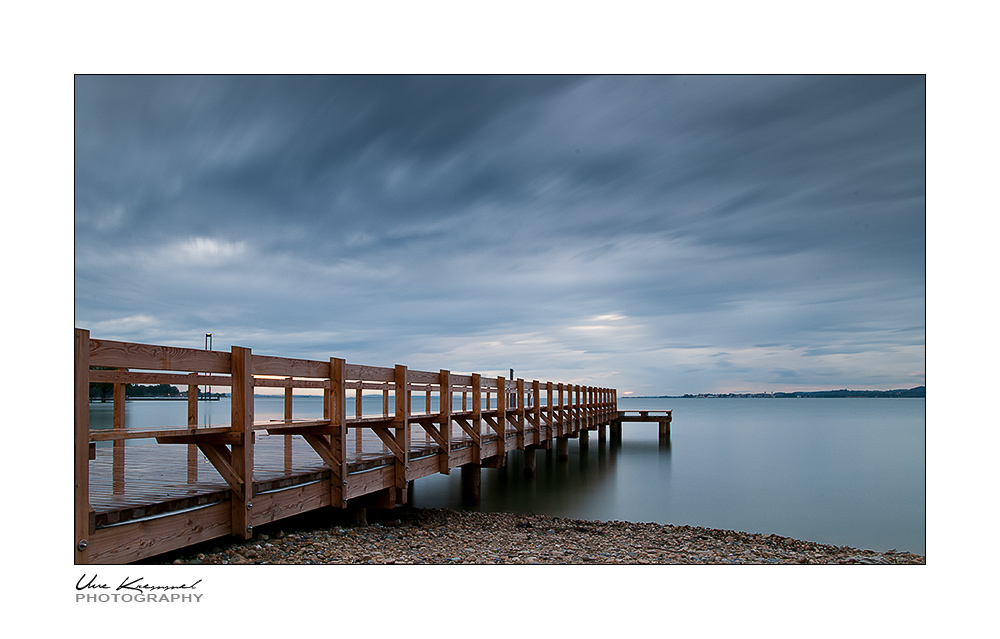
top-left (74, 74), bottom-right (925, 396)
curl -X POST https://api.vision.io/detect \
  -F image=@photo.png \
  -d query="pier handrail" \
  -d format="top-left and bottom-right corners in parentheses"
top-left (75, 328), bottom-right (618, 563)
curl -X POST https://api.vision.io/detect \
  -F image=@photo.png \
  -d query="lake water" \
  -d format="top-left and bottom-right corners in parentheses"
top-left (89, 396), bottom-right (925, 554)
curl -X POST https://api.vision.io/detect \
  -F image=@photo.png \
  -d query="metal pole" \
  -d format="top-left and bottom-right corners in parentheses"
top-left (205, 333), bottom-right (212, 399)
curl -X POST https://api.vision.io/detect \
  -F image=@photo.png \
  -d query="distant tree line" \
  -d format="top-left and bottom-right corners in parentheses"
top-left (675, 386), bottom-right (925, 399)
top-left (89, 381), bottom-right (183, 401)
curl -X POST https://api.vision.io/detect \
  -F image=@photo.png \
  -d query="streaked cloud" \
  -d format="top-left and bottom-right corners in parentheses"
top-left (74, 75), bottom-right (925, 395)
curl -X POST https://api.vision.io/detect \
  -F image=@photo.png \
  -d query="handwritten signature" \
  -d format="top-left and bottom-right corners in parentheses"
top-left (77, 574), bottom-right (202, 593)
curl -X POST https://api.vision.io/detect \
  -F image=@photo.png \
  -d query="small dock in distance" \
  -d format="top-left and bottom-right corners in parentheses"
top-left (613, 410), bottom-right (673, 439)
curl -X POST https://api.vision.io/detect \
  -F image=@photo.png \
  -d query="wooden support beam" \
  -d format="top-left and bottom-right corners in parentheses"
top-left (330, 357), bottom-right (348, 508)
top-left (113, 380), bottom-right (125, 495)
top-left (370, 427), bottom-right (405, 459)
top-left (75, 328), bottom-right (92, 564)
top-left (417, 422), bottom-right (449, 451)
top-left (546, 381), bottom-right (554, 442)
top-left (496, 376), bottom-right (507, 464)
top-left (284, 380), bottom-right (293, 475)
top-left (438, 369), bottom-right (452, 473)
top-left (230, 345), bottom-right (254, 539)
top-left (556, 383), bottom-right (565, 437)
top-left (454, 416), bottom-right (481, 444)
top-left (530, 380), bottom-right (541, 445)
top-left (301, 433), bottom-right (342, 483)
top-left (394, 364), bottom-right (410, 505)
top-left (188, 374), bottom-right (199, 484)
top-left (514, 378), bottom-right (525, 450)
top-left (471, 373), bottom-right (482, 464)
top-left (196, 443), bottom-right (244, 492)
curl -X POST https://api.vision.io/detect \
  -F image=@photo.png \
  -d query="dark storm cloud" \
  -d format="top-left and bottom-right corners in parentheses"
top-left (75, 75), bottom-right (924, 394)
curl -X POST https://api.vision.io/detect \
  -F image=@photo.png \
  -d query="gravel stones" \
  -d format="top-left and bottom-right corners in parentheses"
top-left (163, 508), bottom-right (925, 565)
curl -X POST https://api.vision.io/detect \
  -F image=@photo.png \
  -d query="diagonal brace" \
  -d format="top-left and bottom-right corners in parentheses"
top-left (197, 443), bottom-right (243, 493)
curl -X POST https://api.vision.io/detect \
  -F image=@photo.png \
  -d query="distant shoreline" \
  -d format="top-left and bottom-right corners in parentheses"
top-left (624, 386), bottom-right (925, 399)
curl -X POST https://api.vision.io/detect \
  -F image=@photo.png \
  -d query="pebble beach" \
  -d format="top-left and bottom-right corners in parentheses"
top-left (154, 508), bottom-right (925, 565)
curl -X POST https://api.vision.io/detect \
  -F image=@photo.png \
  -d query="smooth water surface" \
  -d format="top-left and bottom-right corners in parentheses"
top-left (412, 397), bottom-right (925, 554)
top-left (90, 396), bottom-right (925, 554)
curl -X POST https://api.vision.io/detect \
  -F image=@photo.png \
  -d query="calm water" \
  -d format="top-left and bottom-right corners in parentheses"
top-left (90, 396), bottom-right (925, 554)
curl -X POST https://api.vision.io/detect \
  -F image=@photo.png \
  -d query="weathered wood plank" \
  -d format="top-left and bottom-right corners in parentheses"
top-left (90, 426), bottom-right (232, 441)
top-left (251, 353), bottom-right (329, 378)
top-left (89, 502), bottom-right (231, 564)
top-left (90, 338), bottom-right (232, 373)
top-left (345, 364), bottom-right (395, 382)
top-left (345, 465), bottom-right (395, 500)
top-left (407, 369), bottom-right (439, 384)
top-left (88, 370), bottom-right (233, 386)
top-left (253, 480), bottom-right (331, 526)
top-left (253, 376), bottom-right (329, 389)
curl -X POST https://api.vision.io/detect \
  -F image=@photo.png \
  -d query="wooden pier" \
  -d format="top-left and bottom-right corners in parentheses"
top-left (74, 329), bottom-right (621, 564)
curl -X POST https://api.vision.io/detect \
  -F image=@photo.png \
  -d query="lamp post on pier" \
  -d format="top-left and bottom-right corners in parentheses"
top-left (205, 333), bottom-right (212, 399)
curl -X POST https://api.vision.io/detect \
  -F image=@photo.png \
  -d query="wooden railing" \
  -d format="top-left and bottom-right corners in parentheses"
top-left (74, 328), bottom-right (618, 563)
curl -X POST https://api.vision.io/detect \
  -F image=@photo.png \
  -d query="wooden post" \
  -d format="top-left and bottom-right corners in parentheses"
top-left (284, 380), bottom-right (293, 475)
top-left (576, 385), bottom-right (582, 433)
top-left (471, 373), bottom-right (482, 464)
top-left (556, 383), bottom-right (564, 437)
top-left (112, 379), bottom-right (125, 494)
top-left (331, 357), bottom-right (348, 508)
top-left (587, 386), bottom-right (597, 430)
top-left (394, 364), bottom-right (409, 505)
top-left (546, 381), bottom-right (553, 443)
top-left (515, 378), bottom-right (525, 450)
top-left (461, 464), bottom-right (481, 506)
top-left (188, 373), bottom-right (199, 483)
top-left (497, 375), bottom-right (507, 463)
top-left (579, 427), bottom-right (589, 450)
top-left (439, 369), bottom-right (452, 473)
top-left (230, 345), bottom-right (254, 539)
top-left (347, 502), bottom-right (367, 527)
top-left (75, 328), bottom-right (92, 564)
top-left (557, 436), bottom-right (569, 462)
top-left (531, 380), bottom-right (541, 446)
top-left (356, 381), bottom-right (364, 453)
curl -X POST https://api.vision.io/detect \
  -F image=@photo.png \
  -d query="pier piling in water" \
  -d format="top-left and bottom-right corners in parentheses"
top-left (461, 464), bottom-right (481, 506)
top-left (523, 447), bottom-right (536, 478)
top-left (556, 437), bottom-right (570, 462)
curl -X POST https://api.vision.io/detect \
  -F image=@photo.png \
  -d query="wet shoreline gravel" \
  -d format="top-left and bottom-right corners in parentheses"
top-left (154, 508), bottom-right (925, 565)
